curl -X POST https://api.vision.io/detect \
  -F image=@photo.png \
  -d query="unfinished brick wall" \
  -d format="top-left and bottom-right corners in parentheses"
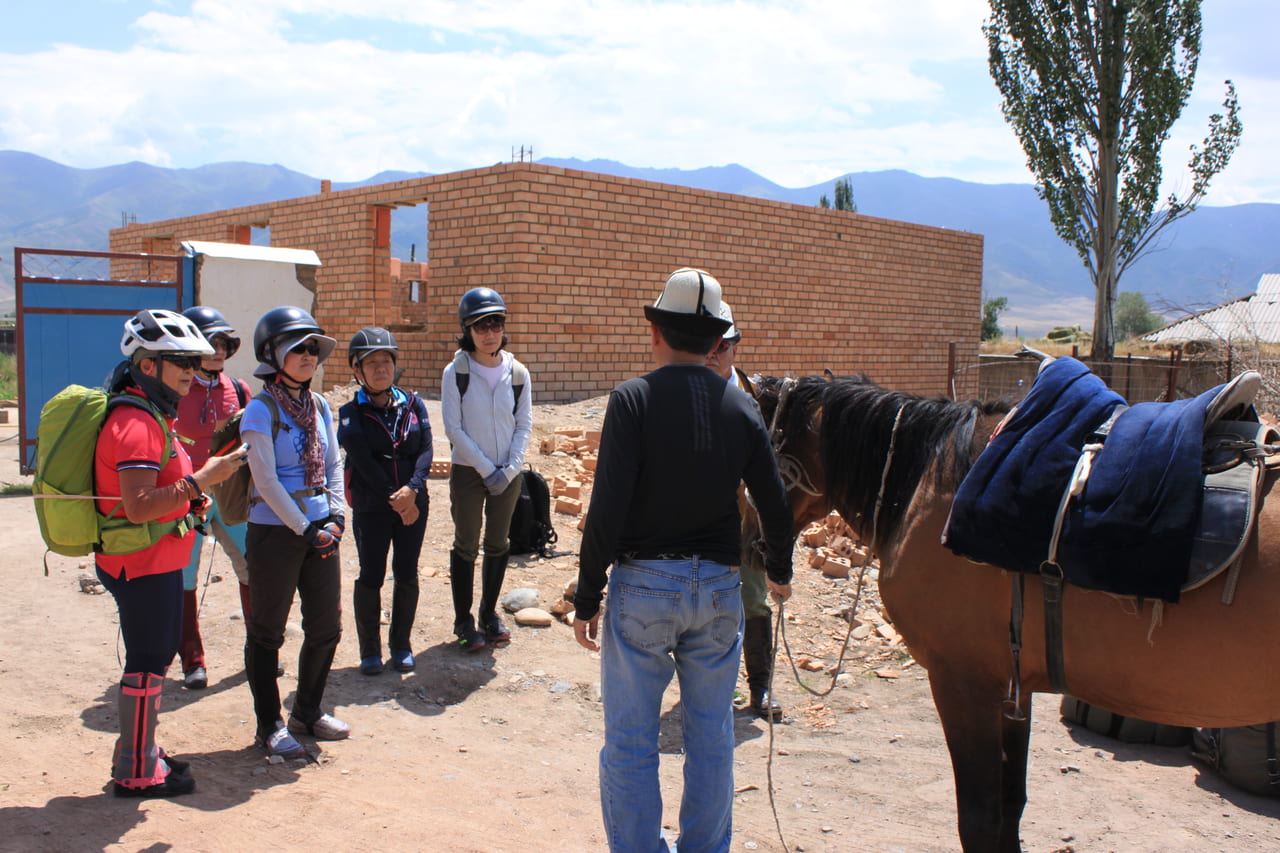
top-left (112, 162), bottom-right (982, 401)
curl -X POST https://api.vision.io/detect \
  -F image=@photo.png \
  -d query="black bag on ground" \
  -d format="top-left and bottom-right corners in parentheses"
top-left (1190, 723), bottom-right (1280, 796)
top-left (508, 467), bottom-right (557, 558)
top-left (1060, 696), bottom-right (1193, 747)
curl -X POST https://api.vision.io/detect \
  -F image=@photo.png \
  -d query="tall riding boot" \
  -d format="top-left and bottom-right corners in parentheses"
top-left (178, 590), bottom-right (206, 688)
top-left (245, 641), bottom-right (283, 739)
top-left (450, 550), bottom-right (476, 625)
top-left (450, 551), bottom-right (485, 650)
top-left (353, 580), bottom-right (384, 673)
top-left (388, 580), bottom-right (420, 671)
top-left (293, 633), bottom-right (339, 726)
top-left (478, 552), bottom-right (512, 645)
top-left (743, 615), bottom-right (783, 721)
top-left (112, 672), bottom-right (194, 797)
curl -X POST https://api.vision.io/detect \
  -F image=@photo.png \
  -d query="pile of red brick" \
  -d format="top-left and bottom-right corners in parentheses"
top-left (800, 511), bottom-right (867, 579)
top-left (539, 426), bottom-right (603, 529)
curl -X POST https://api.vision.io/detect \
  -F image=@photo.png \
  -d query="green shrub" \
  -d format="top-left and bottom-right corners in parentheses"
top-left (0, 352), bottom-right (14, 400)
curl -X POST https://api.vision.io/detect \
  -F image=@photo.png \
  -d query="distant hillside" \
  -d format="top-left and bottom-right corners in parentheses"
top-left (3, 150), bottom-right (1276, 336)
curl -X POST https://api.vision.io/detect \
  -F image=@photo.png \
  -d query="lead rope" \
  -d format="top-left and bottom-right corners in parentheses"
top-left (195, 525), bottom-right (218, 617)
top-left (763, 403), bottom-right (905, 852)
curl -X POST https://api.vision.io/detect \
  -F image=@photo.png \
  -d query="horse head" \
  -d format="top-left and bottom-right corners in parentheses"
top-left (748, 373), bottom-right (835, 535)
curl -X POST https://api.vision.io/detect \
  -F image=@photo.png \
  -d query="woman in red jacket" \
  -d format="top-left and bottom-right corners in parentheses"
top-left (95, 309), bottom-right (245, 797)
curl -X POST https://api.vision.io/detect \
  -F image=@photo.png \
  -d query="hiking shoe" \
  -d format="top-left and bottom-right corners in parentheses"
top-left (455, 622), bottom-right (487, 653)
top-left (113, 771), bottom-right (196, 798)
top-left (288, 713), bottom-right (350, 741)
top-left (359, 656), bottom-right (385, 676)
top-left (182, 666), bottom-right (208, 690)
top-left (390, 649), bottom-right (415, 672)
top-left (480, 615), bottom-right (511, 646)
top-left (257, 725), bottom-right (308, 760)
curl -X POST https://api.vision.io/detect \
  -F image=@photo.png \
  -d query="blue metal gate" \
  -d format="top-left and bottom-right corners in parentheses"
top-left (16, 248), bottom-right (191, 473)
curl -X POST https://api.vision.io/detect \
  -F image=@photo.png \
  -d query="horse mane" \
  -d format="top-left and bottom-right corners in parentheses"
top-left (752, 373), bottom-right (831, 443)
top-left (819, 375), bottom-right (1008, 551)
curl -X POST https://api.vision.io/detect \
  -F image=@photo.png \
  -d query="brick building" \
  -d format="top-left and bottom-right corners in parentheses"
top-left (110, 162), bottom-right (982, 401)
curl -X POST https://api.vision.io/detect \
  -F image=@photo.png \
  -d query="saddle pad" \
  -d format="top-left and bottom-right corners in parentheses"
top-left (944, 357), bottom-right (1224, 602)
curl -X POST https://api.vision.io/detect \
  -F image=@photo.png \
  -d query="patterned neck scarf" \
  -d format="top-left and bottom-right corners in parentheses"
top-left (264, 379), bottom-right (325, 487)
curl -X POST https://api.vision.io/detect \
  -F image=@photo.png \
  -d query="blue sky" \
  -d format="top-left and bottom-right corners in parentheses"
top-left (1, 0), bottom-right (1275, 204)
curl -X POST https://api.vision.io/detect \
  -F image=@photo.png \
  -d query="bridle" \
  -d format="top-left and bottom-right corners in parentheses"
top-left (764, 377), bottom-right (823, 499)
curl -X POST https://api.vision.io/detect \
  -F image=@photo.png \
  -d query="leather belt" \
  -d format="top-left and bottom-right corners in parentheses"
top-left (624, 552), bottom-right (696, 561)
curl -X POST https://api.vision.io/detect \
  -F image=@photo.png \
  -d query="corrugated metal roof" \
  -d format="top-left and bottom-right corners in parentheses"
top-left (1144, 274), bottom-right (1280, 343)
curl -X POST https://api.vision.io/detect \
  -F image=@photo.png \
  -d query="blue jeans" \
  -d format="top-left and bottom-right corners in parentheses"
top-left (599, 558), bottom-right (743, 853)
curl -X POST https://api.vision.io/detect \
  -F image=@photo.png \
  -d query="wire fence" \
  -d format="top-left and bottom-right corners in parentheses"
top-left (956, 352), bottom-right (1280, 414)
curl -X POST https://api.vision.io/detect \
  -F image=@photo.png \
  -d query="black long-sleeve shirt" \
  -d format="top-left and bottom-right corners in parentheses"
top-left (574, 363), bottom-right (793, 620)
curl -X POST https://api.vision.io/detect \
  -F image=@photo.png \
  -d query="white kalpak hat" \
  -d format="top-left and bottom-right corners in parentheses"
top-left (642, 268), bottom-right (733, 337)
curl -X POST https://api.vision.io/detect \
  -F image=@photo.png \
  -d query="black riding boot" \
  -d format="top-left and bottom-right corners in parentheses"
top-left (477, 551), bottom-right (510, 620)
top-left (352, 580), bottom-right (383, 664)
top-left (450, 551), bottom-right (485, 651)
top-left (449, 550), bottom-right (476, 625)
top-left (245, 641), bottom-right (283, 738)
top-left (388, 580), bottom-right (420, 665)
top-left (478, 551), bottom-right (512, 644)
top-left (744, 615), bottom-right (783, 721)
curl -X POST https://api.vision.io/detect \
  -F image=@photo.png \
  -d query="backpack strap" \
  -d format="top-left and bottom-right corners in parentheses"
top-left (106, 394), bottom-right (177, 467)
top-left (511, 358), bottom-right (528, 415)
top-left (454, 351), bottom-right (527, 415)
top-left (99, 394), bottom-right (192, 550)
top-left (453, 351), bottom-right (471, 398)
top-left (233, 378), bottom-right (250, 409)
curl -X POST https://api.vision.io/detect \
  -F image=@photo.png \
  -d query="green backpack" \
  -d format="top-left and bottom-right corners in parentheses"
top-left (33, 385), bottom-right (194, 566)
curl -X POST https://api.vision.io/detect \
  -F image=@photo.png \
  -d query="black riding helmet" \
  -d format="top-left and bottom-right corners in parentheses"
top-left (252, 306), bottom-right (336, 377)
top-left (182, 305), bottom-right (241, 357)
top-left (458, 287), bottom-right (507, 329)
top-left (348, 326), bottom-right (398, 367)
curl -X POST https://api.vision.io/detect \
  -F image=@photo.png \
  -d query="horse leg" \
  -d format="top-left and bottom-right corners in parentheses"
top-left (928, 672), bottom-right (1017, 853)
top-left (998, 699), bottom-right (1032, 853)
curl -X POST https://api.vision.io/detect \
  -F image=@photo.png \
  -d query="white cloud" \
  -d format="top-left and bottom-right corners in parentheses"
top-left (0, 0), bottom-right (1273, 203)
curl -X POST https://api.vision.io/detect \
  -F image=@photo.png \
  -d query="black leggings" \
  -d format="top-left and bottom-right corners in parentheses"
top-left (96, 565), bottom-right (183, 676)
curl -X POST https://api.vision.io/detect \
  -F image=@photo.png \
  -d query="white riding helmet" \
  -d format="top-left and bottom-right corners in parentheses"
top-left (120, 309), bottom-right (215, 359)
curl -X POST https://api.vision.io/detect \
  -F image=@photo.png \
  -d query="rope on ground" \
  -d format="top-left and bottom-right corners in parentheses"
top-left (764, 557), bottom-right (872, 852)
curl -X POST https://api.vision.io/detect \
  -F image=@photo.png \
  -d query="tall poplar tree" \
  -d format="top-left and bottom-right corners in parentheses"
top-left (985, 0), bottom-right (1241, 359)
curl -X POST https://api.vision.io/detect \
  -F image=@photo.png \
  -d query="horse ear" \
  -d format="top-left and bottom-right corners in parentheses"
top-left (823, 368), bottom-right (835, 382)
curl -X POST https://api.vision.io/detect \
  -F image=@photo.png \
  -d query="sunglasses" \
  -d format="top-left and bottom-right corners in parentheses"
top-left (712, 338), bottom-right (737, 355)
top-left (162, 354), bottom-right (204, 370)
top-left (290, 340), bottom-right (321, 356)
top-left (470, 316), bottom-right (506, 333)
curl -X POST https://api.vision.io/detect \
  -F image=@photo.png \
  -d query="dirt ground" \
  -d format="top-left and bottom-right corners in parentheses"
top-left (1, 391), bottom-right (1279, 853)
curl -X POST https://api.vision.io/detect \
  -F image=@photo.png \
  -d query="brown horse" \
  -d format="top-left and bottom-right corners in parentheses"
top-left (747, 372), bottom-right (1280, 853)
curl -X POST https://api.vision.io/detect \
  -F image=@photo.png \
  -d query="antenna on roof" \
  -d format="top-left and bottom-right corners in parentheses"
top-left (512, 145), bottom-right (534, 163)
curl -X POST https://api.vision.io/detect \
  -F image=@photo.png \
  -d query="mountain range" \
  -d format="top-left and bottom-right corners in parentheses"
top-left (3, 150), bottom-right (1277, 338)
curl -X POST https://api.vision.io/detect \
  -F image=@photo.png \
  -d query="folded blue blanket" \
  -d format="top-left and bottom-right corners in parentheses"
top-left (944, 357), bottom-right (1217, 602)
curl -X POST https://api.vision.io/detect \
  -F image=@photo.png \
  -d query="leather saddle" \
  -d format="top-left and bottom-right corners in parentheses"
top-left (1183, 371), bottom-right (1277, 591)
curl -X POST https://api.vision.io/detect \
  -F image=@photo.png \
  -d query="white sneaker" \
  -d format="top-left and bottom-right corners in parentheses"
top-left (287, 713), bottom-right (350, 741)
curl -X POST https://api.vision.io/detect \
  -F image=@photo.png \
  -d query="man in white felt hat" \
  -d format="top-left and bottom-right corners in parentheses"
top-left (574, 267), bottom-right (795, 853)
